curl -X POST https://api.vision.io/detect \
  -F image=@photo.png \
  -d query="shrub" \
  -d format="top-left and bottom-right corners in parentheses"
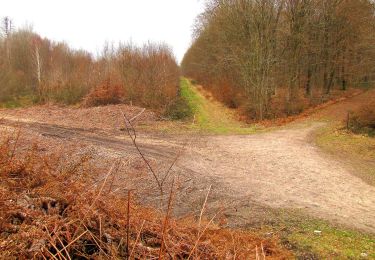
top-left (83, 80), bottom-right (124, 107)
top-left (190, 79), bottom-right (198, 85)
top-left (112, 42), bottom-right (180, 110)
top-left (0, 95), bottom-right (37, 108)
top-left (50, 85), bottom-right (87, 105)
top-left (164, 97), bottom-right (193, 120)
top-left (351, 99), bottom-right (375, 136)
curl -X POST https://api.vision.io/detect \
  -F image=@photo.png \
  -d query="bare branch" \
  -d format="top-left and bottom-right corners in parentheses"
top-left (120, 109), bottom-right (163, 194)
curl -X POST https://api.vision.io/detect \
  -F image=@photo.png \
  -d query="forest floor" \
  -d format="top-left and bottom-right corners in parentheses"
top-left (0, 83), bottom-right (374, 258)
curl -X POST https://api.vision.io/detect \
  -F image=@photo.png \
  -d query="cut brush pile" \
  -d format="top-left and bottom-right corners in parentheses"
top-left (0, 133), bottom-right (291, 259)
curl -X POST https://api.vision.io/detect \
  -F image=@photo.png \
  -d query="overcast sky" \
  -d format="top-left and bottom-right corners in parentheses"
top-left (1, 0), bottom-right (206, 62)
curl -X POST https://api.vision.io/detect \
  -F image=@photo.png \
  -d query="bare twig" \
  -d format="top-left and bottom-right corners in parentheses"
top-left (187, 208), bottom-right (224, 259)
top-left (56, 235), bottom-right (72, 260)
top-left (126, 190), bottom-right (133, 259)
top-left (90, 162), bottom-right (117, 208)
top-left (9, 128), bottom-right (21, 163)
top-left (190, 185), bottom-right (211, 259)
top-left (160, 141), bottom-right (188, 187)
top-left (55, 231), bottom-right (88, 258)
top-left (198, 185), bottom-right (212, 231)
top-left (45, 248), bottom-right (59, 260)
top-left (41, 253), bottom-right (49, 260)
top-left (80, 221), bottom-right (109, 258)
top-left (120, 109), bottom-right (163, 194)
top-left (159, 177), bottom-right (176, 259)
top-left (129, 108), bottom-right (146, 122)
top-left (108, 160), bottom-right (122, 193)
top-left (44, 226), bottom-right (66, 260)
top-left (129, 220), bottom-right (146, 258)
top-left (120, 109), bottom-right (190, 200)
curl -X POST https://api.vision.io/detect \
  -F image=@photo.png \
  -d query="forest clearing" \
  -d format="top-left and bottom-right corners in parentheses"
top-left (1, 0), bottom-right (375, 259)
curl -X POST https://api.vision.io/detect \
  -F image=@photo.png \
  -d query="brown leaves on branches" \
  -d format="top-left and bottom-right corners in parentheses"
top-left (83, 79), bottom-right (125, 107)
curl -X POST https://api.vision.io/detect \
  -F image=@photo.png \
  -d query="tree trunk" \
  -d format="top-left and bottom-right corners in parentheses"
top-left (326, 70), bottom-right (335, 94)
top-left (258, 101), bottom-right (263, 121)
top-left (341, 66), bottom-right (347, 90)
top-left (305, 67), bottom-right (312, 97)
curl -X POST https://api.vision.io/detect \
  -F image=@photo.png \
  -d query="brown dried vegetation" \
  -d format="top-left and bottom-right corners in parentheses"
top-left (83, 79), bottom-right (125, 107)
top-left (351, 99), bottom-right (375, 134)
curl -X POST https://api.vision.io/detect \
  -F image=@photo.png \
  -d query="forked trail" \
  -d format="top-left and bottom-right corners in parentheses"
top-left (0, 89), bottom-right (374, 233)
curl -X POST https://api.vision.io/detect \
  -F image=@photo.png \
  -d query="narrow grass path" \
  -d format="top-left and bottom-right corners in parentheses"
top-left (180, 78), bottom-right (258, 134)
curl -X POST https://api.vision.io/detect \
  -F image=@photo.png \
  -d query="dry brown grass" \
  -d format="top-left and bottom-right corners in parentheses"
top-left (0, 132), bottom-right (291, 259)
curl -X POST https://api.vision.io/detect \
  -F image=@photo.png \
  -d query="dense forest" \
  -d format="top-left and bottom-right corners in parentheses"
top-left (0, 18), bottom-right (180, 110)
top-left (182, 0), bottom-right (375, 119)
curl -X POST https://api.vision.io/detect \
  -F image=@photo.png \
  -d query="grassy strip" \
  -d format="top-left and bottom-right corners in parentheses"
top-left (252, 208), bottom-right (375, 259)
top-left (315, 123), bottom-right (375, 186)
top-left (180, 78), bottom-right (259, 134)
top-left (179, 78), bottom-right (209, 124)
top-left (283, 218), bottom-right (375, 259)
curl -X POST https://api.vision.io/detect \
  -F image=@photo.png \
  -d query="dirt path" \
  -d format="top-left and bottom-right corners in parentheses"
top-left (179, 123), bottom-right (375, 233)
top-left (0, 118), bottom-right (180, 160)
top-left (0, 91), bottom-right (374, 234)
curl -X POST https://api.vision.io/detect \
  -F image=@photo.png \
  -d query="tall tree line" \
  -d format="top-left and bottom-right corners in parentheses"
top-left (0, 20), bottom-right (95, 105)
top-left (182, 0), bottom-right (375, 119)
top-left (0, 18), bottom-right (180, 109)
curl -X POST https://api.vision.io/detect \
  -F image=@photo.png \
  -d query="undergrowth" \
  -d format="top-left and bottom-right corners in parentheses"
top-left (0, 95), bottom-right (37, 108)
top-left (349, 99), bottom-right (375, 137)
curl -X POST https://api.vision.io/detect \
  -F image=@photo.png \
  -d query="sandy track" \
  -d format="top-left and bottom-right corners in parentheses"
top-left (0, 118), bottom-right (180, 160)
top-left (179, 124), bottom-right (375, 233)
